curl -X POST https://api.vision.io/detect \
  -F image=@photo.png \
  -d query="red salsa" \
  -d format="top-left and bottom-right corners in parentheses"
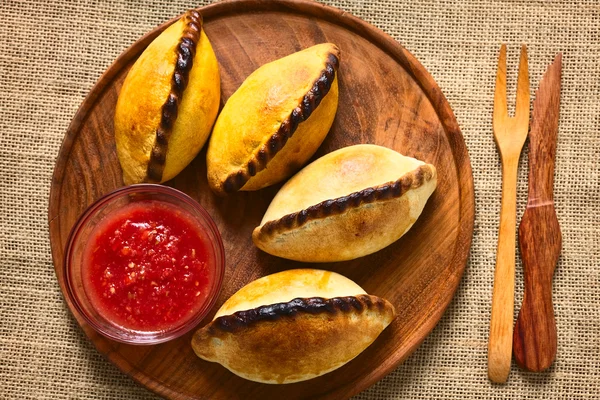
top-left (82, 201), bottom-right (214, 332)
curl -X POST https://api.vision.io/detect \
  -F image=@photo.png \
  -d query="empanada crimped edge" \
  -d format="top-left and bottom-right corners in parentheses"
top-left (218, 49), bottom-right (340, 194)
top-left (254, 163), bottom-right (436, 239)
top-left (145, 9), bottom-right (203, 182)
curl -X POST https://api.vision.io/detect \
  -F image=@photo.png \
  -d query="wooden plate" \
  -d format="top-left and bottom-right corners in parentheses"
top-left (48, 1), bottom-right (474, 398)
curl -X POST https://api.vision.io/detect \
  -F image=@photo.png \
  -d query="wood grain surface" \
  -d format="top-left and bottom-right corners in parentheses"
top-left (513, 54), bottom-right (562, 372)
top-left (48, 1), bottom-right (474, 399)
top-left (488, 44), bottom-right (529, 384)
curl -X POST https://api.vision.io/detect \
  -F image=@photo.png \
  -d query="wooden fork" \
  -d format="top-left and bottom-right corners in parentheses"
top-left (488, 44), bottom-right (530, 383)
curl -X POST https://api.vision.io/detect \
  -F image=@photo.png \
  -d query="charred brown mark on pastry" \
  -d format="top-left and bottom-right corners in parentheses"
top-left (208, 295), bottom-right (388, 334)
top-left (259, 164), bottom-right (436, 237)
top-left (221, 51), bottom-right (340, 193)
top-left (146, 9), bottom-right (202, 182)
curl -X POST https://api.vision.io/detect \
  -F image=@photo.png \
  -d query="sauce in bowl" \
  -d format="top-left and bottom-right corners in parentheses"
top-left (83, 201), bottom-right (214, 332)
top-left (64, 184), bottom-right (224, 344)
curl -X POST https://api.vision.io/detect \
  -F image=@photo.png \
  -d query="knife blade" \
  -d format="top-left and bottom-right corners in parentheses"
top-left (513, 53), bottom-right (563, 372)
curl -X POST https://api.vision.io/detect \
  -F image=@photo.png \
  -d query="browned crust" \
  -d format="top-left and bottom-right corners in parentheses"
top-left (146, 9), bottom-right (203, 182)
top-left (221, 50), bottom-right (340, 193)
top-left (257, 164), bottom-right (436, 237)
top-left (204, 295), bottom-right (392, 335)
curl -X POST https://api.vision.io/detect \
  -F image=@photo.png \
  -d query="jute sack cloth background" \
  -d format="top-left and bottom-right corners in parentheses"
top-left (1, 0), bottom-right (598, 398)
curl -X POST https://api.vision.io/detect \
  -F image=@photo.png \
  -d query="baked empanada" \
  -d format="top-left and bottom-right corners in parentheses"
top-left (192, 269), bottom-right (395, 384)
top-left (252, 144), bottom-right (437, 262)
top-left (206, 43), bottom-right (340, 195)
top-left (115, 9), bottom-right (220, 184)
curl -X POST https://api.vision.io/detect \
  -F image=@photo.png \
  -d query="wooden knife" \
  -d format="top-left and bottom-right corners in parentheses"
top-left (513, 53), bottom-right (562, 372)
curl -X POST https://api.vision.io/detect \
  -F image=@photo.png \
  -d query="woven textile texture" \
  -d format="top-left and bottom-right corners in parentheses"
top-left (1, 0), bottom-right (598, 398)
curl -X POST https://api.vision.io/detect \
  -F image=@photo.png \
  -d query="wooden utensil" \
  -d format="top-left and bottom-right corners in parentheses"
top-left (47, 1), bottom-right (475, 398)
top-left (513, 54), bottom-right (562, 372)
top-left (488, 44), bottom-right (530, 383)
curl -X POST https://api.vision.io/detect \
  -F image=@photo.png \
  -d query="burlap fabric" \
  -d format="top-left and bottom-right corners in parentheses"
top-left (1, 0), bottom-right (598, 398)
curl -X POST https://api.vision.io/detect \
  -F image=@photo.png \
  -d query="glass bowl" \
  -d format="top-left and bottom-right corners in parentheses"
top-left (63, 184), bottom-right (225, 345)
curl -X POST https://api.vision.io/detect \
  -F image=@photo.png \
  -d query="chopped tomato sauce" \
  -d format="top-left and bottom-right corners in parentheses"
top-left (82, 201), bottom-right (214, 332)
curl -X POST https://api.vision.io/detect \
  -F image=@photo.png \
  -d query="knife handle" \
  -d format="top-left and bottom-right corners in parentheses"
top-left (513, 205), bottom-right (561, 371)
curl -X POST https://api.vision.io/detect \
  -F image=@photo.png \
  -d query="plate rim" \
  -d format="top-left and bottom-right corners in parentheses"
top-left (48, 0), bottom-right (475, 398)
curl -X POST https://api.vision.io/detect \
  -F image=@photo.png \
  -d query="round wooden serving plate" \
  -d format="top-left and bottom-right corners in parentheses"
top-left (48, 1), bottom-right (474, 399)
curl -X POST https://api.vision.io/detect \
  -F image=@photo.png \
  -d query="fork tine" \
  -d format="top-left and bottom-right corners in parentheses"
top-left (494, 44), bottom-right (508, 124)
top-left (515, 44), bottom-right (530, 125)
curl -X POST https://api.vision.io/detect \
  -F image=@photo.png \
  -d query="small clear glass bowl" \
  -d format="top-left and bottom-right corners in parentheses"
top-left (63, 184), bottom-right (225, 345)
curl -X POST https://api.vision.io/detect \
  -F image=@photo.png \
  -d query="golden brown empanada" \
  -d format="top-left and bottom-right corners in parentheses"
top-left (206, 43), bottom-right (340, 195)
top-left (115, 9), bottom-right (220, 184)
top-left (192, 269), bottom-right (395, 384)
top-left (252, 144), bottom-right (437, 262)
